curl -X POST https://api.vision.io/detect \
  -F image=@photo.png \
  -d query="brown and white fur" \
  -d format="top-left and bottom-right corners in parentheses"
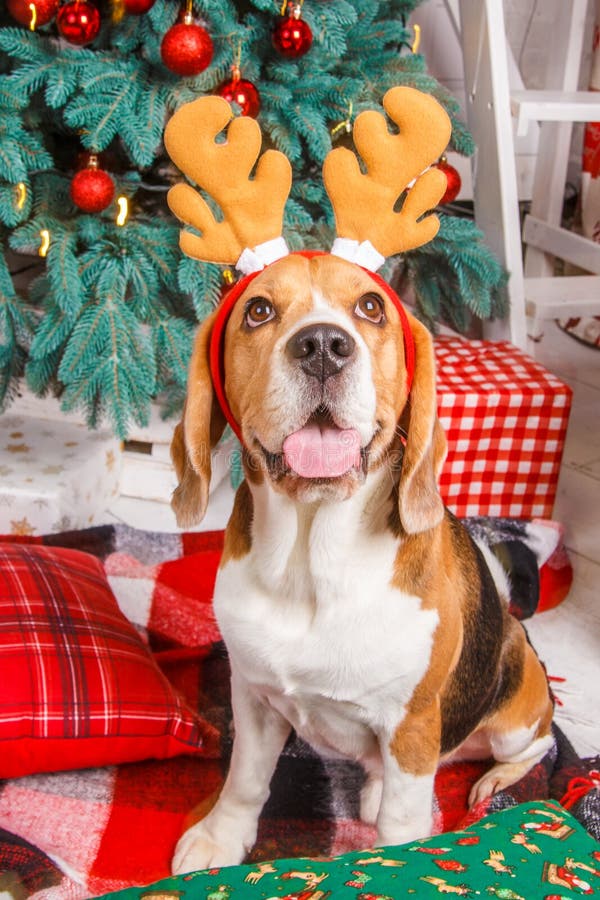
top-left (170, 253), bottom-right (554, 875)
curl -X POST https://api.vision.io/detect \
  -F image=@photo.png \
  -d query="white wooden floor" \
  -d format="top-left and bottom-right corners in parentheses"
top-left (108, 323), bottom-right (600, 760)
top-left (525, 324), bottom-right (600, 759)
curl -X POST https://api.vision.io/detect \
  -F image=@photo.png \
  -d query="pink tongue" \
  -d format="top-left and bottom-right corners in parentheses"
top-left (282, 423), bottom-right (362, 478)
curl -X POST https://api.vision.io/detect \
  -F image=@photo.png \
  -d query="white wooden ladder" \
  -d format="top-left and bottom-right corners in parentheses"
top-left (456, 0), bottom-right (600, 348)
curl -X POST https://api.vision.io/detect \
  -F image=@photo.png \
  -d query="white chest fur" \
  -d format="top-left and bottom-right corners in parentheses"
top-left (214, 473), bottom-right (439, 761)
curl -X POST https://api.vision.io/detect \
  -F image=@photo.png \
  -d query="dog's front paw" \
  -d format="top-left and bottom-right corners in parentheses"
top-left (172, 823), bottom-right (245, 875)
top-left (360, 773), bottom-right (383, 826)
top-left (376, 813), bottom-right (433, 848)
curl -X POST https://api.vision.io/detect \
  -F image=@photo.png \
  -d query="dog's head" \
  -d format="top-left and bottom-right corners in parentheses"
top-left (171, 251), bottom-right (446, 533)
top-left (165, 86), bottom-right (451, 533)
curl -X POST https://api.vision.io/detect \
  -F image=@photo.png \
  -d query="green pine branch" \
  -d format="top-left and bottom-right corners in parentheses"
top-left (57, 290), bottom-right (156, 436)
top-left (403, 216), bottom-right (508, 333)
top-left (0, 233), bottom-right (34, 408)
top-left (0, 0), bottom-right (507, 439)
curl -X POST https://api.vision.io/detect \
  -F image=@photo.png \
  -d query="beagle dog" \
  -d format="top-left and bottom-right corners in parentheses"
top-left (169, 250), bottom-right (554, 875)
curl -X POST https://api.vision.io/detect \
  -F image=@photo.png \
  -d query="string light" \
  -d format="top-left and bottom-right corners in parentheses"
top-left (39, 229), bottom-right (50, 258)
top-left (28, 2), bottom-right (37, 30)
top-left (111, 0), bottom-right (126, 23)
top-left (411, 23), bottom-right (421, 54)
top-left (116, 195), bottom-right (129, 226)
top-left (331, 102), bottom-right (353, 138)
top-left (280, 0), bottom-right (302, 14)
top-left (16, 183), bottom-right (27, 210)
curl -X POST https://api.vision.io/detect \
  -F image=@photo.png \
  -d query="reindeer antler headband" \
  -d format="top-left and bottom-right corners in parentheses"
top-left (164, 86), bottom-right (452, 275)
top-left (164, 87), bottom-right (451, 443)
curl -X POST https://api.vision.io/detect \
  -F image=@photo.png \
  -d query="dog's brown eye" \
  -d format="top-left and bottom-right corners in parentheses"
top-left (354, 293), bottom-right (385, 325)
top-left (245, 298), bottom-right (276, 328)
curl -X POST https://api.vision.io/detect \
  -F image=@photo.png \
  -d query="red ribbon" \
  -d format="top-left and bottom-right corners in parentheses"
top-left (560, 769), bottom-right (600, 809)
top-left (547, 674), bottom-right (566, 707)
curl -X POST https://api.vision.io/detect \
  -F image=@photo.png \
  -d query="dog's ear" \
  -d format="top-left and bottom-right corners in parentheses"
top-left (397, 315), bottom-right (447, 534)
top-left (171, 310), bottom-right (227, 528)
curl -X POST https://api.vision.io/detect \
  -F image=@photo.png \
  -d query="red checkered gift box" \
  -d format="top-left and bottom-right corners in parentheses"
top-left (434, 337), bottom-right (572, 518)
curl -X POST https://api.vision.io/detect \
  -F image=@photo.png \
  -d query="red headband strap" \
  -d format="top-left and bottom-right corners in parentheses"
top-left (208, 251), bottom-right (415, 445)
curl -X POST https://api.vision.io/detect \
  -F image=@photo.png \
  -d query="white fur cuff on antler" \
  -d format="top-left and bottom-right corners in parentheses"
top-left (236, 237), bottom-right (290, 275)
top-left (330, 238), bottom-right (386, 272)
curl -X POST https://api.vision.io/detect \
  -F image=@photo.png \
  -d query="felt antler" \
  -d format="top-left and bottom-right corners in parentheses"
top-left (323, 86), bottom-right (452, 260)
top-left (164, 96), bottom-right (292, 267)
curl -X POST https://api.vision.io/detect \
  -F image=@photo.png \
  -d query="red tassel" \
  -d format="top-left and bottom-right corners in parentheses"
top-left (560, 769), bottom-right (600, 809)
top-left (548, 674), bottom-right (566, 707)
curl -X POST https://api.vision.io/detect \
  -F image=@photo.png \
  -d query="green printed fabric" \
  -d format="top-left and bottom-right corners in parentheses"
top-left (99, 800), bottom-right (599, 899)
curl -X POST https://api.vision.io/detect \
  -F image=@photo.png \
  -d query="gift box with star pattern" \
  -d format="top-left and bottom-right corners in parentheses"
top-left (434, 337), bottom-right (572, 519)
top-left (0, 414), bottom-right (121, 536)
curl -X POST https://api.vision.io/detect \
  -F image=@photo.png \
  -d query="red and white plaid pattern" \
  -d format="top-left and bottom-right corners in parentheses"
top-left (0, 543), bottom-right (215, 778)
top-left (434, 338), bottom-right (572, 519)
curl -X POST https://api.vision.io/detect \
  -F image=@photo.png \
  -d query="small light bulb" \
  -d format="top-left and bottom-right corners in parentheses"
top-left (411, 24), bottom-right (421, 54)
top-left (16, 183), bottom-right (27, 209)
top-left (116, 196), bottom-right (129, 227)
top-left (39, 229), bottom-right (50, 258)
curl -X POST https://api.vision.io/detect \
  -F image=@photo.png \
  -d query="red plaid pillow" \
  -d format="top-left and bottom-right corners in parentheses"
top-left (0, 543), bottom-right (216, 778)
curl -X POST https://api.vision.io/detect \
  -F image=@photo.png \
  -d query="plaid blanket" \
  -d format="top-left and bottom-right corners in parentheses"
top-left (0, 520), bottom-right (597, 899)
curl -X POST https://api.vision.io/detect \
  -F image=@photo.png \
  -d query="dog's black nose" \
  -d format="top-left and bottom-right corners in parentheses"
top-left (286, 324), bottom-right (356, 381)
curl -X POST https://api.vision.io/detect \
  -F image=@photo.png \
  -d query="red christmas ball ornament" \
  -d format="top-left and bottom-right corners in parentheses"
top-left (435, 156), bottom-right (462, 204)
top-left (122, 0), bottom-right (156, 12)
top-left (160, 9), bottom-right (214, 77)
top-left (70, 156), bottom-right (115, 213)
top-left (7, 0), bottom-right (59, 28)
top-left (272, 3), bottom-right (312, 58)
top-left (217, 67), bottom-right (261, 118)
top-left (57, 0), bottom-right (101, 45)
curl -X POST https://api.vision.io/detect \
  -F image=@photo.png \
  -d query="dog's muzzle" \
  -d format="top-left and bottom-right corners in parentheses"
top-left (280, 323), bottom-right (361, 478)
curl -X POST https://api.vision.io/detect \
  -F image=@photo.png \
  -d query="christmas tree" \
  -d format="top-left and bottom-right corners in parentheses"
top-left (0, 0), bottom-right (506, 438)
